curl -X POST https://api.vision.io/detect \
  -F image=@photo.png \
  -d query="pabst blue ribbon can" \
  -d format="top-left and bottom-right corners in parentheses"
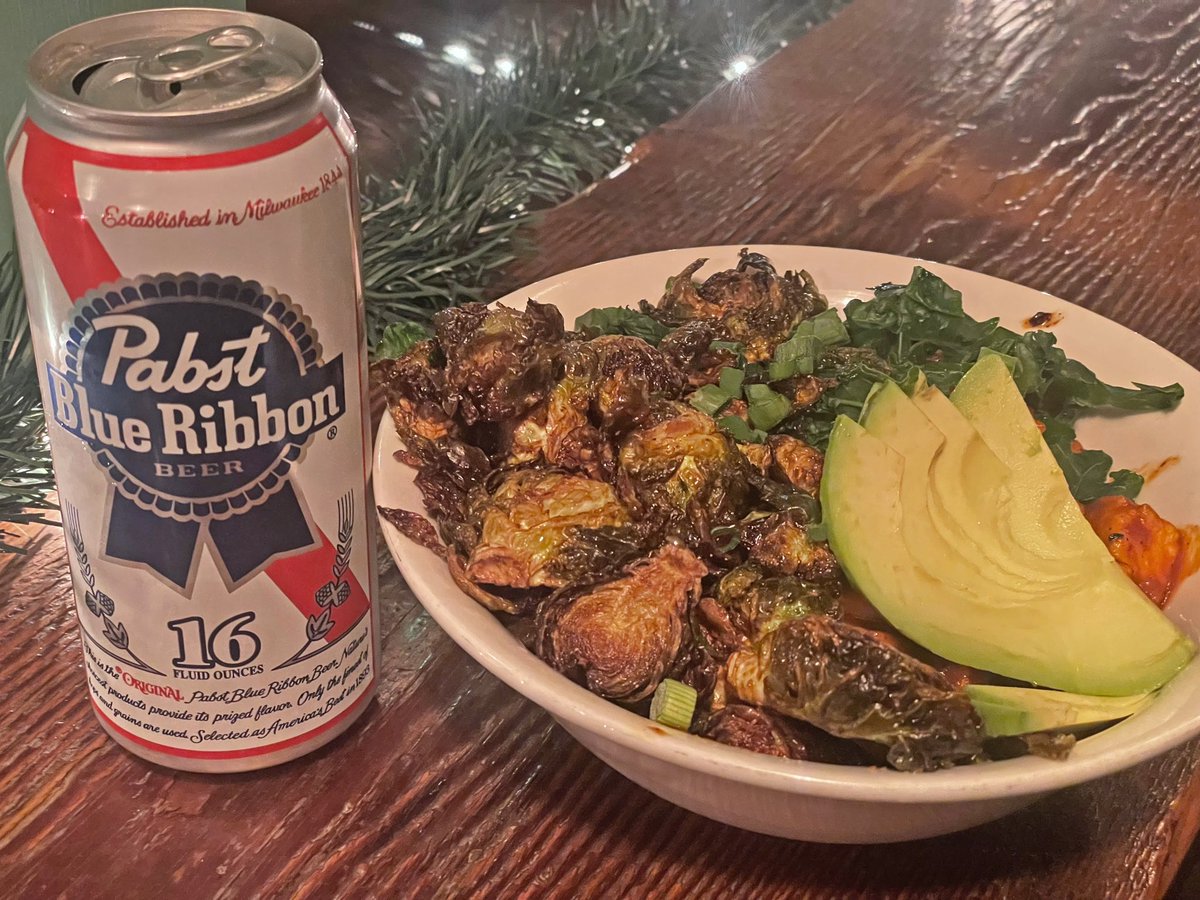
top-left (6, 9), bottom-right (379, 771)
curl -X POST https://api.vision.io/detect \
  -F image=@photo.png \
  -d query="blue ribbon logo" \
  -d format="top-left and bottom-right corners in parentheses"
top-left (46, 273), bottom-right (346, 593)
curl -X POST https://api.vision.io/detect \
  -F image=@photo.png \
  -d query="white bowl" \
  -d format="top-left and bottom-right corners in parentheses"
top-left (374, 245), bottom-right (1200, 843)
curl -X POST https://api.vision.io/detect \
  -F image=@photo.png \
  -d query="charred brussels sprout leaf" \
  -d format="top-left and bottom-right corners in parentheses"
top-left (654, 250), bottom-right (828, 363)
top-left (619, 405), bottom-right (755, 550)
top-left (539, 545), bottom-right (707, 701)
top-left (547, 524), bottom-right (653, 585)
top-left (725, 616), bottom-right (985, 771)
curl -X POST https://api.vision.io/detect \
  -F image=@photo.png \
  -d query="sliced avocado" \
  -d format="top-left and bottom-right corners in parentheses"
top-left (859, 382), bottom-right (990, 593)
top-left (966, 684), bottom-right (1152, 737)
top-left (822, 357), bottom-right (1195, 696)
top-left (909, 386), bottom-right (1068, 586)
top-left (951, 354), bottom-right (1094, 559)
top-left (862, 382), bottom-right (1067, 592)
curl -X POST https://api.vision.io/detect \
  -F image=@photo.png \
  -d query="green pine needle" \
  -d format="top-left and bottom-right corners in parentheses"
top-left (360, 0), bottom-right (844, 346)
top-left (0, 249), bottom-right (58, 552)
top-left (0, 0), bottom-right (843, 549)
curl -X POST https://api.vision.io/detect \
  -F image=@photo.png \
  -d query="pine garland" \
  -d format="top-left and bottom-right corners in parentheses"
top-left (0, 0), bottom-right (843, 549)
top-left (0, 249), bottom-right (57, 552)
top-left (360, 0), bottom-right (843, 344)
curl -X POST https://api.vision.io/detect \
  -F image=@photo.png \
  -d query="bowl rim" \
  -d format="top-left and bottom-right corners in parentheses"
top-left (375, 243), bottom-right (1200, 805)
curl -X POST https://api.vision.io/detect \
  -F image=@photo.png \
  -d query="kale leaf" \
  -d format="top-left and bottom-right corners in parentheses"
top-left (798, 267), bottom-right (1182, 501)
top-left (376, 321), bottom-right (432, 359)
top-left (575, 307), bottom-right (672, 345)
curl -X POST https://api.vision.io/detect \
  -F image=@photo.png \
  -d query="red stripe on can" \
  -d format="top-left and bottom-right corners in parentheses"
top-left (21, 123), bottom-right (122, 299)
top-left (266, 528), bottom-right (370, 644)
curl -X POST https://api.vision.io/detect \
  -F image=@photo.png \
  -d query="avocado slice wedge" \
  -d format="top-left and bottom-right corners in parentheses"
top-left (966, 684), bottom-right (1153, 737)
top-left (822, 357), bottom-right (1194, 696)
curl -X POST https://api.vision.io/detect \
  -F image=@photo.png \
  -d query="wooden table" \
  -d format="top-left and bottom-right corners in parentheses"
top-left (5, 0), bottom-right (1200, 896)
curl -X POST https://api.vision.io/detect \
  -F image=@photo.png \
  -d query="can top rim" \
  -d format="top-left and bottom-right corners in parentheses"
top-left (26, 8), bottom-right (322, 125)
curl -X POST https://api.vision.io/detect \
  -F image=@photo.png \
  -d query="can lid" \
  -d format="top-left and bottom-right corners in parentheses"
top-left (27, 9), bottom-right (321, 123)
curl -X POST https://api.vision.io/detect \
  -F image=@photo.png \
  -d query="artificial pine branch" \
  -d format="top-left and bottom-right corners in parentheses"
top-left (361, 0), bottom-right (844, 346)
top-left (0, 249), bottom-right (57, 552)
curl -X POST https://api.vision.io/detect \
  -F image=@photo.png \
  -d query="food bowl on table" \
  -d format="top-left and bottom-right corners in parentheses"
top-left (374, 245), bottom-right (1200, 843)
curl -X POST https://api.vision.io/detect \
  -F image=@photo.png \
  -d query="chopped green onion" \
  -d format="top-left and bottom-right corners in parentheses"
top-left (718, 366), bottom-right (745, 396)
top-left (769, 334), bottom-right (822, 381)
top-left (718, 415), bottom-right (767, 444)
top-left (747, 385), bottom-right (792, 431)
top-left (742, 362), bottom-right (767, 382)
top-left (806, 520), bottom-right (828, 543)
top-left (808, 308), bottom-right (850, 347)
top-left (689, 384), bottom-right (732, 417)
top-left (650, 678), bottom-right (698, 731)
top-left (792, 320), bottom-right (815, 339)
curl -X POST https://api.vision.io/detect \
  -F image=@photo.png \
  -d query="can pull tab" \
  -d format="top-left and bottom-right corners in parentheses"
top-left (135, 26), bottom-right (265, 84)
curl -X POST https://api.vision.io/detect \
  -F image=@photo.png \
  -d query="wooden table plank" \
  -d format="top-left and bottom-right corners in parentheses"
top-left (5, 0), bottom-right (1200, 896)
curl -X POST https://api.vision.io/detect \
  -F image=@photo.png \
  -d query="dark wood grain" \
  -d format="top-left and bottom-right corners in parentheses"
top-left (6, 0), bottom-right (1200, 897)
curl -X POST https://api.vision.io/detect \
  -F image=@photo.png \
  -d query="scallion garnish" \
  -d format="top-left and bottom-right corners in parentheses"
top-left (769, 333), bottom-right (822, 381)
top-left (746, 383), bottom-right (792, 431)
top-left (711, 524), bottom-right (741, 553)
top-left (689, 384), bottom-right (733, 417)
top-left (718, 414), bottom-right (767, 444)
top-left (718, 366), bottom-right (745, 397)
top-left (650, 678), bottom-right (698, 731)
top-left (808, 307), bottom-right (850, 347)
top-left (710, 339), bottom-right (745, 357)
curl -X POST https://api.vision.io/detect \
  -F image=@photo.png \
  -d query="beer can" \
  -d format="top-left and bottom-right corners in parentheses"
top-left (6, 9), bottom-right (379, 771)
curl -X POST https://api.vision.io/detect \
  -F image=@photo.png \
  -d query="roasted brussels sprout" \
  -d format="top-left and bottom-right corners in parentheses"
top-left (701, 703), bottom-right (870, 764)
top-left (410, 437), bottom-right (492, 552)
top-left (465, 468), bottom-right (631, 589)
top-left (539, 545), bottom-right (708, 700)
top-left (505, 336), bottom-right (685, 476)
top-left (654, 250), bottom-right (827, 362)
top-left (738, 434), bottom-right (825, 497)
top-left (656, 258), bottom-right (725, 324)
top-left (658, 320), bottom-right (739, 387)
top-left (380, 340), bottom-right (456, 453)
top-left (434, 300), bottom-right (565, 424)
top-left (618, 404), bottom-right (753, 548)
top-left (377, 506), bottom-right (444, 556)
top-left (700, 703), bottom-right (805, 759)
top-left (382, 251), bottom-right (1103, 773)
top-left (507, 370), bottom-right (611, 480)
top-left (740, 511), bottom-right (840, 582)
top-left (716, 563), bottom-right (838, 640)
top-left (725, 616), bottom-right (986, 771)
top-left (591, 334), bottom-right (688, 431)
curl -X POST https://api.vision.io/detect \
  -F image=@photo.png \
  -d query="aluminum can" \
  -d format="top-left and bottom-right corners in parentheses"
top-left (6, 9), bottom-right (379, 771)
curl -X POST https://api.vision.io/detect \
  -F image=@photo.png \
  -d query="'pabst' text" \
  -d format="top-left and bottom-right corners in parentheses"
top-left (48, 314), bottom-right (340, 459)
